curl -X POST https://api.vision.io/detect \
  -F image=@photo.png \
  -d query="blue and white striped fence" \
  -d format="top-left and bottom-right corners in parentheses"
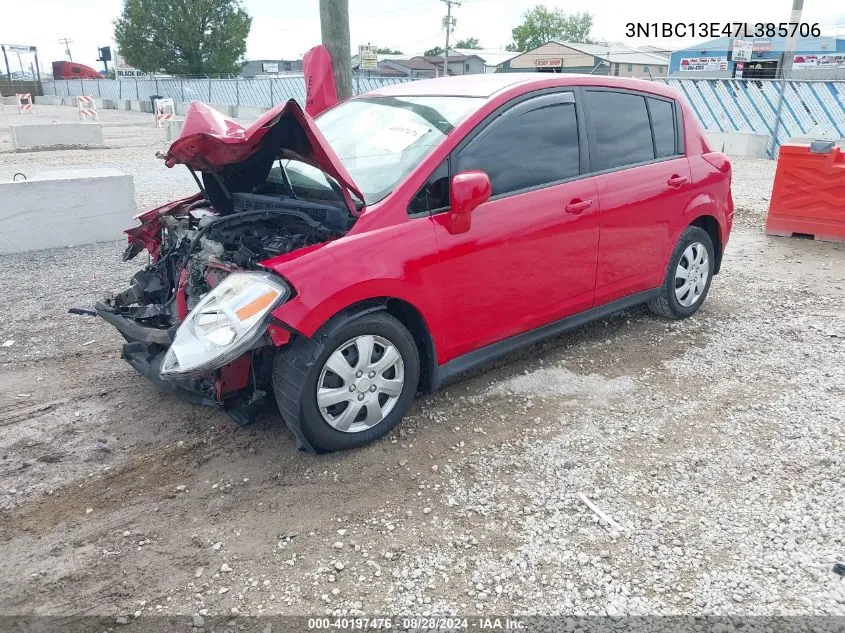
top-left (658, 79), bottom-right (845, 157)
top-left (42, 76), bottom-right (845, 158)
top-left (42, 74), bottom-right (415, 110)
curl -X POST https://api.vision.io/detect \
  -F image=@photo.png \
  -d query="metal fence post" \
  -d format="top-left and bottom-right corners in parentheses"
top-left (208, 78), bottom-right (212, 102)
top-left (119, 79), bottom-right (122, 100)
top-left (97, 80), bottom-right (101, 97)
top-left (269, 78), bottom-right (274, 107)
top-left (236, 77), bottom-right (240, 105)
top-left (79, 78), bottom-right (84, 96)
top-left (136, 78), bottom-right (139, 100)
top-left (770, 77), bottom-right (788, 159)
top-left (181, 78), bottom-right (184, 102)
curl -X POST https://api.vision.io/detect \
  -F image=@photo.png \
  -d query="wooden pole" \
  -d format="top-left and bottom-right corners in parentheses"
top-left (319, 0), bottom-right (353, 101)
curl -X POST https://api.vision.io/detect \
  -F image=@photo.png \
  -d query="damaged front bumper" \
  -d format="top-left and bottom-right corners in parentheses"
top-left (94, 302), bottom-right (269, 425)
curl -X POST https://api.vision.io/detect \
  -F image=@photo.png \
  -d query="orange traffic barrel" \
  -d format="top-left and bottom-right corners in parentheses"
top-left (766, 141), bottom-right (845, 243)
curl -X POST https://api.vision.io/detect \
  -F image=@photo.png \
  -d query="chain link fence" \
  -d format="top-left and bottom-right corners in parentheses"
top-left (656, 78), bottom-right (845, 156)
top-left (41, 74), bottom-right (416, 108)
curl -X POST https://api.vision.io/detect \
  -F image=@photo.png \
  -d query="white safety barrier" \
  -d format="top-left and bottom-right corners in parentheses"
top-left (0, 168), bottom-right (135, 254)
top-left (76, 95), bottom-right (99, 121)
top-left (16, 93), bottom-right (34, 114)
top-left (9, 123), bottom-right (104, 150)
top-left (154, 98), bottom-right (175, 127)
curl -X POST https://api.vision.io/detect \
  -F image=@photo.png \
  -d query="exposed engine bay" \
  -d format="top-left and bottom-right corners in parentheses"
top-left (107, 192), bottom-right (351, 329)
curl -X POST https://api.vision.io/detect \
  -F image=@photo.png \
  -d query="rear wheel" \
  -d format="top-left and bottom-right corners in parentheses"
top-left (273, 312), bottom-right (419, 452)
top-left (648, 226), bottom-right (715, 319)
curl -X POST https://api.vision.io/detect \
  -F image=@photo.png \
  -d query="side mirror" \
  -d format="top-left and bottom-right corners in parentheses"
top-left (447, 170), bottom-right (491, 235)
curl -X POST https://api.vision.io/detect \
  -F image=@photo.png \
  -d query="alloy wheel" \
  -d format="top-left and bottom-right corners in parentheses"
top-left (674, 242), bottom-right (709, 307)
top-left (316, 335), bottom-right (405, 433)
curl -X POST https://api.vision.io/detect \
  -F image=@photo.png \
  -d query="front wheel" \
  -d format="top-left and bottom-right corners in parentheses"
top-left (647, 226), bottom-right (716, 319)
top-left (273, 312), bottom-right (419, 452)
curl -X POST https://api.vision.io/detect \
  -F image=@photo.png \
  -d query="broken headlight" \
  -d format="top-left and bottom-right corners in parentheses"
top-left (160, 272), bottom-right (290, 377)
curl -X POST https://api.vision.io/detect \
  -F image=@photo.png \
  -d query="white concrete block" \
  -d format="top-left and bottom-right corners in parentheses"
top-left (10, 123), bottom-right (104, 150)
top-left (706, 132), bottom-right (770, 158)
top-left (62, 96), bottom-right (77, 107)
top-left (234, 105), bottom-right (269, 121)
top-left (119, 99), bottom-right (133, 111)
top-left (165, 119), bottom-right (185, 142)
top-left (0, 168), bottom-right (135, 254)
top-left (208, 103), bottom-right (235, 117)
top-left (175, 102), bottom-right (189, 116)
top-left (2, 95), bottom-right (20, 107)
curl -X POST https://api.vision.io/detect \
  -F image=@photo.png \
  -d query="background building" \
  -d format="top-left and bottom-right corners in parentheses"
top-left (669, 35), bottom-right (845, 79)
top-left (496, 42), bottom-right (669, 78)
top-left (240, 59), bottom-right (303, 78)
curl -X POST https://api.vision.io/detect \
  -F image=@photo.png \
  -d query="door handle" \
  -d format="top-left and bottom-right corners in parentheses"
top-left (565, 199), bottom-right (593, 214)
top-left (668, 174), bottom-right (688, 188)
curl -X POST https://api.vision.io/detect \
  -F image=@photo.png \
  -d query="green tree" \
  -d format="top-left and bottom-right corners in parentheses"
top-left (114, 0), bottom-right (251, 75)
top-left (509, 5), bottom-right (593, 52)
top-left (455, 37), bottom-right (481, 49)
top-left (424, 46), bottom-right (444, 57)
top-left (376, 47), bottom-right (403, 55)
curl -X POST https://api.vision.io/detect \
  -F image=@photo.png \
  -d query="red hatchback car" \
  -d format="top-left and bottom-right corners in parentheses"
top-left (95, 74), bottom-right (733, 452)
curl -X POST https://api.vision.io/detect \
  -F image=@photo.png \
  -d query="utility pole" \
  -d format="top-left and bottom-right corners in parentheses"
top-left (779, 0), bottom-right (804, 78)
top-left (770, 0), bottom-right (804, 158)
top-left (442, 0), bottom-right (460, 77)
top-left (59, 37), bottom-right (74, 61)
top-left (319, 0), bottom-right (353, 101)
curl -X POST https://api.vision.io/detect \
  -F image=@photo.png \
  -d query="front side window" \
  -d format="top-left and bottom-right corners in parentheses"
top-left (584, 90), bottom-right (654, 171)
top-left (454, 93), bottom-right (580, 197)
top-left (315, 96), bottom-right (480, 205)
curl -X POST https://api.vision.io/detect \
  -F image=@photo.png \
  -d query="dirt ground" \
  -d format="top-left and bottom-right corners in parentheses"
top-left (1, 106), bottom-right (844, 625)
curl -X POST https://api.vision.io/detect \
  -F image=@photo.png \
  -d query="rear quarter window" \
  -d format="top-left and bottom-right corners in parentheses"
top-left (647, 97), bottom-right (678, 158)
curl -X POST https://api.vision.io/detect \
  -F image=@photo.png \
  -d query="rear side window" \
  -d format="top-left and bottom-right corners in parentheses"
top-left (647, 97), bottom-right (677, 158)
top-left (455, 93), bottom-right (580, 197)
top-left (585, 91), bottom-right (654, 171)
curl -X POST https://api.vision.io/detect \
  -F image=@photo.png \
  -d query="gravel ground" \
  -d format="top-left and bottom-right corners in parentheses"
top-left (0, 108), bottom-right (844, 623)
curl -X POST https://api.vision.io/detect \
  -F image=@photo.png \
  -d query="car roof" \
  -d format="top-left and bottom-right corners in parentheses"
top-left (364, 73), bottom-right (679, 101)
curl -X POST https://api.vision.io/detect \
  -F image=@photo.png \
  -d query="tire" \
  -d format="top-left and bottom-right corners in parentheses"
top-left (273, 312), bottom-right (420, 452)
top-left (647, 226), bottom-right (715, 319)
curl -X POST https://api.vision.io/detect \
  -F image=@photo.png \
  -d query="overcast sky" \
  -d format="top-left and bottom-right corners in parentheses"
top-left (2, 0), bottom-right (843, 73)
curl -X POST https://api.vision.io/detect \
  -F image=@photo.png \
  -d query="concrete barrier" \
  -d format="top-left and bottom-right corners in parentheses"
top-left (0, 168), bottom-right (135, 254)
top-left (164, 119), bottom-right (185, 142)
top-left (208, 103), bottom-right (235, 117)
top-left (10, 123), bottom-right (104, 150)
top-left (119, 99), bottom-right (133, 111)
top-left (706, 132), bottom-right (770, 158)
top-left (234, 105), bottom-right (269, 121)
top-left (33, 96), bottom-right (61, 106)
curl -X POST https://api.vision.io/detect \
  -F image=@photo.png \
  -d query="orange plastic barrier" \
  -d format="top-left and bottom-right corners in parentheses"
top-left (766, 143), bottom-right (845, 243)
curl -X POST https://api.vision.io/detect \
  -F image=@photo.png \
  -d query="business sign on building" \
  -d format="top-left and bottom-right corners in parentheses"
top-left (262, 62), bottom-right (279, 74)
top-left (358, 45), bottom-right (378, 70)
top-left (114, 51), bottom-right (147, 79)
top-left (535, 58), bottom-right (563, 68)
top-left (679, 56), bottom-right (729, 72)
top-left (732, 39), bottom-right (753, 62)
top-left (792, 54), bottom-right (845, 69)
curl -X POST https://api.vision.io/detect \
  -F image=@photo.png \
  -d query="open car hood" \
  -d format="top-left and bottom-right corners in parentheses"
top-left (165, 99), bottom-right (364, 213)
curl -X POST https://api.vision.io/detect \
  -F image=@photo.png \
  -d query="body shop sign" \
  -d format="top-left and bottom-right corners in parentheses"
top-left (535, 58), bottom-right (563, 68)
top-left (679, 56), bottom-right (729, 72)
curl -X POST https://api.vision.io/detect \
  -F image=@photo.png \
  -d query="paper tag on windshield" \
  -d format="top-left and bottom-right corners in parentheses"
top-left (369, 122), bottom-right (431, 153)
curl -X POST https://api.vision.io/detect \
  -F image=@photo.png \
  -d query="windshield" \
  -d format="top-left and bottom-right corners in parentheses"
top-left (314, 96), bottom-right (481, 205)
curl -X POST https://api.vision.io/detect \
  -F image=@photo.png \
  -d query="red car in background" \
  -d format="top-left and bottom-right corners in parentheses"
top-left (94, 74), bottom-right (733, 453)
